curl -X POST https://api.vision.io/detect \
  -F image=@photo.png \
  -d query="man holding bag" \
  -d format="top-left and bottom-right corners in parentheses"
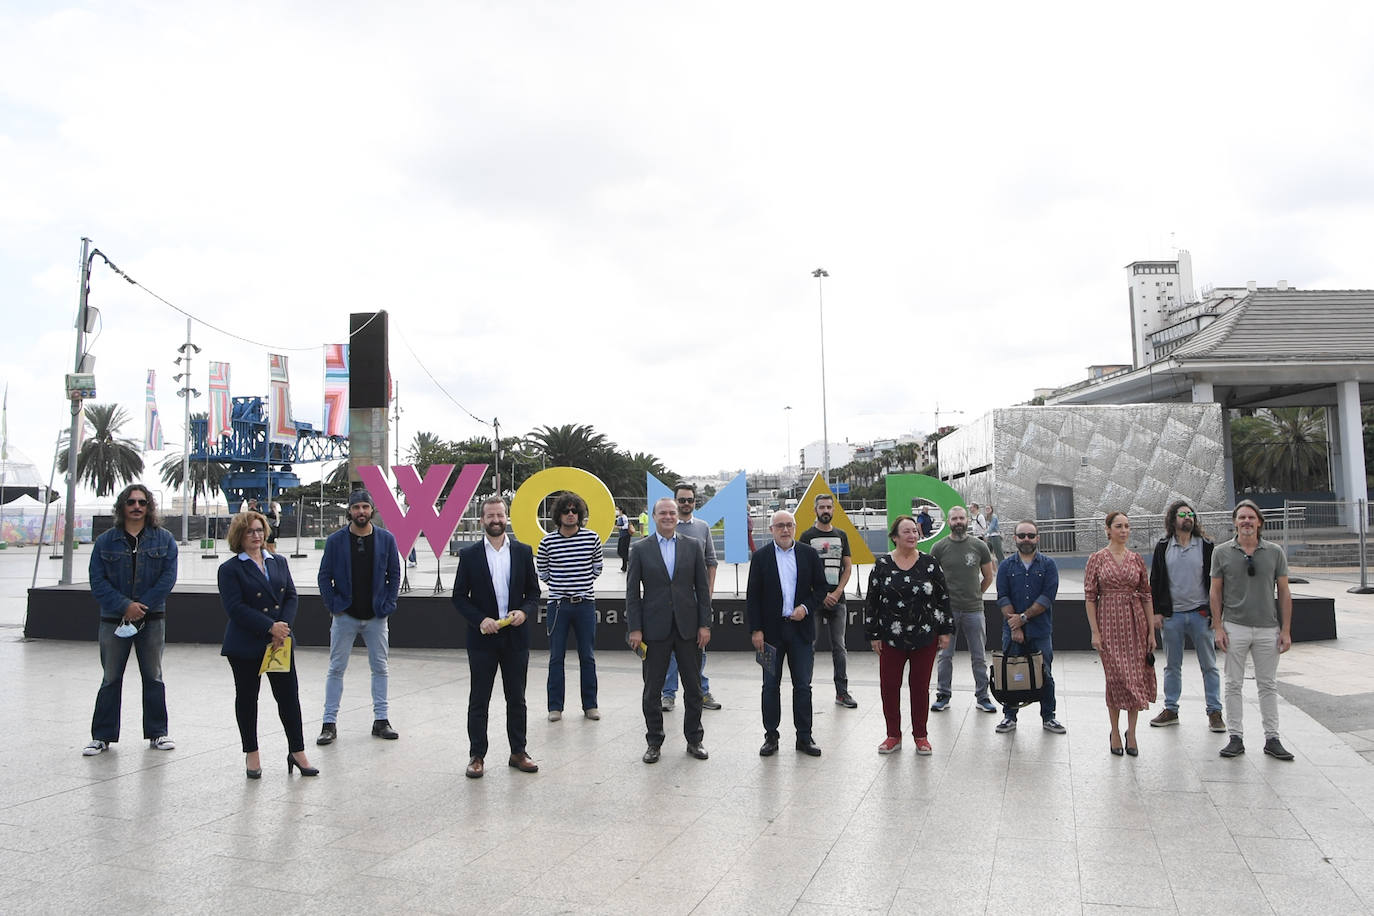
top-left (994, 520), bottom-right (1065, 736)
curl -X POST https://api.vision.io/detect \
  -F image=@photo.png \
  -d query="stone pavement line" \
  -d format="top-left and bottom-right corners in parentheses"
top-left (2, 638), bottom-right (1374, 913)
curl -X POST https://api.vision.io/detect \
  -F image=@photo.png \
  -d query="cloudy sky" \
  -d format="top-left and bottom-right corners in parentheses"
top-left (3, 1), bottom-right (1373, 499)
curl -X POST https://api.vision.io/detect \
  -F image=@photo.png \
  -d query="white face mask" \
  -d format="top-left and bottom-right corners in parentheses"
top-left (114, 621), bottom-right (141, 638)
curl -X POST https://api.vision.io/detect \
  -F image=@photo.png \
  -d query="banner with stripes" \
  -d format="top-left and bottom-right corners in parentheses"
top-left (268, 354), bottom-right (296, 445)
top-left (208, 361), bottom-right (232, 443)
top-left (143, 370), bottom-right (163, 451)
top-left (323, 344), bottom-right (349, 437)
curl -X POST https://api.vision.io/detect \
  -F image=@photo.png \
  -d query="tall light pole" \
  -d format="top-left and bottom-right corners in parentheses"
top-left (812, 268), bottom-right (831, 484)
top-left (62, 239), bottom-right (100, 585)
top-left (173, 319), bottom-right (201, 544)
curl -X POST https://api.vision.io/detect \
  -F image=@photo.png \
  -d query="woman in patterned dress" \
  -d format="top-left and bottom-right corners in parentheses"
top-left (1085, 511), bottom-right (1157, 756)
top-left (865, 515), bottom-right (953, 756)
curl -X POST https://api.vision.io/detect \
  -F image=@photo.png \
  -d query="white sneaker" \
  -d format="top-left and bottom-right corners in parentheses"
top-left (149, 736), bottom-right (176, 750)
top-left (83, 740), bottom-right (109, 756)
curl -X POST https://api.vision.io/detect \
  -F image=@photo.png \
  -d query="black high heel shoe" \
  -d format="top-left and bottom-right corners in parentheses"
top-left (1110, 733), bottom-right (1124, 756)
top-left (1125, 731), bottom-right (1139, 757)
top-left (246, 753), bottom-right (262, 779)
top-left (287, 753), bottom-right (319, 776)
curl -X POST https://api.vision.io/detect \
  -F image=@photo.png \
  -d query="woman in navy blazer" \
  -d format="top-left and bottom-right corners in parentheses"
top-left (218, 511), bottom-right (317, 778)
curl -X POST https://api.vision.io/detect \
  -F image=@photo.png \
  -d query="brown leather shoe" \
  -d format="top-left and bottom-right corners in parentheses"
top-left (508, 751), bottom-right (539, 773)
top-left (465, 756), bottom-right (484, 779)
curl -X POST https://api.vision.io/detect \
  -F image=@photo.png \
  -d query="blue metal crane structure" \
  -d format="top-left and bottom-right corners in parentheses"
top-left (190, 396), bottom-right (349, 508)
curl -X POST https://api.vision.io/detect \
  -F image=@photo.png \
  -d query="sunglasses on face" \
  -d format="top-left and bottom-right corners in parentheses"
top-left (1015, 533), bottom-right (1038, 540)
top-left (1176, 511), bottom-right (1194, 518)
top-left (676, 497), bottom-right (694, 504)
top-left (561, 508), bottom-right (580, 515)
top-left (125, 498), bottom-right (148, 506)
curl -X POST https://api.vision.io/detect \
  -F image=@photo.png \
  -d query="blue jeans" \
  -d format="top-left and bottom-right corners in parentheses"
top-left (663, 648), bottom-right (710, 698)
top-left (761, 623), bottom-right (815, 741)
top-left (546, 598), bottom-right (598, 712)
top-left (92, 618), bottom-right (168, 741)
top-left (1161, 608), bottom-right (1222, 714)
top-left (323, 614), bottom-right (390, 722)
top-left (1001, 630), bottom-right (1055, 721)
top-left (936, 610), bottom-right (990, 700)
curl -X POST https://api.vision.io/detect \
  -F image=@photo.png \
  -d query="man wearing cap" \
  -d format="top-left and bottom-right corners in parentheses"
top-left (316, 488), bottom-right (403, 744)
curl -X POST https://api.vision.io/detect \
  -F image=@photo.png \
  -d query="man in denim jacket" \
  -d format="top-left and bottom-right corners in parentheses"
top-left (994, 519), bottom-right (1065, 735)
top-left (84, 483), bottom-right (179, 756)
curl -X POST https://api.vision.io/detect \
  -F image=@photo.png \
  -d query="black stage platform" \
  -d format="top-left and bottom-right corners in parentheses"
top-left (25, 587), bottom-right (1338, 652)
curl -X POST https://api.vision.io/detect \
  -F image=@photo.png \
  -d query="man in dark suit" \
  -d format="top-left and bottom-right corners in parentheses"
top-left (747, 510), bottom-right (829, 757)
top-left (626, 497), bottom-right (712, 763)
top-left (452, 496), bottom-right (541, 779)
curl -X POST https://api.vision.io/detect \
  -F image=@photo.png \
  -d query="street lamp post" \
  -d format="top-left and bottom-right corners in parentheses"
top-left (812, 268), bottom-right (831, 485)
top-left (784, 405), bottom-right (792, 473)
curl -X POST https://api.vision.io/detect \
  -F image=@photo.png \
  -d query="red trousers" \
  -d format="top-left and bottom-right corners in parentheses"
top-left (879, 641), bottom-right (939, 740)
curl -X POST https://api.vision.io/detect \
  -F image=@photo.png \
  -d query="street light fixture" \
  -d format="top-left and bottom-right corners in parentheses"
top-left (812, 268), bottom-right (831, 485)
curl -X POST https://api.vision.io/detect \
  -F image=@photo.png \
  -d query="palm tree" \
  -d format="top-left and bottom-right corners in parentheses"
top-left (159, 452), bottom-right (229, 515)
top-left (58, 403), bottom-right (144, 498)
top-left (405, 431), bottom-right (448, 475)
top-left (1233, 407), bottom-right (1329, 492)
top-left (529, 424), bottom-right (612, 470)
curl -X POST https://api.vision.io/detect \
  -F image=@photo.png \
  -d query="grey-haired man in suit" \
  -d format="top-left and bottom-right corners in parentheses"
top-left (627, 497), bottom-right (712, 763)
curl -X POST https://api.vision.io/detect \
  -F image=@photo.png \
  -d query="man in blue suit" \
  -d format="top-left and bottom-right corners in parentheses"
top-left (453, 496), bottom-right (541, 779)
top-left (747, 510), bottom-right (829, 757)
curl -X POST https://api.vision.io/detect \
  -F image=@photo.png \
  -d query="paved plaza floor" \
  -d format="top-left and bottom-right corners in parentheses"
top-left (4, 545), bottom-right (1374, 914)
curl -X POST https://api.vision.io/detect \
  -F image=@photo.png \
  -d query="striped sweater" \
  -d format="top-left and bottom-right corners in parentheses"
top-left (536, 527), bottom-right (604, 598)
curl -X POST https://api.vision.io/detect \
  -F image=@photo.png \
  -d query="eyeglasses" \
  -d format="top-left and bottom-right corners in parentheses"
top-left (1015, 532), bottom-right (1038, 540)
top-left (247, 528), bottom-right (266, 537)
top-left (1245, 554), bottom-right (1255, 577)
top-left (771, 522), bottom-right (795, 529)
top-left (125, 498), bottom-right (148, 506)
top-left (1175, 511), bottom-right (1194, 518)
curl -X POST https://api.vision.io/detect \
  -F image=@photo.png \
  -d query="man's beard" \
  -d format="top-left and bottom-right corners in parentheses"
top-left (1017, 540), bottom-right (1036, 556)
top-left (817, 512), bottom-right (832, 525)
top-left (951, 523), bottom-right (967, 537)
top-left (484, 520), bottom-right (505, 537)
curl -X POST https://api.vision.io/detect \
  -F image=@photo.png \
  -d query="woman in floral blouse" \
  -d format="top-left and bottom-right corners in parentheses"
top-left (866, 515), bottom-right (953, 756)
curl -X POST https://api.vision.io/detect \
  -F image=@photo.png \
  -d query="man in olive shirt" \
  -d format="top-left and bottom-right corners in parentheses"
top-left (930, 506), bottom-right (997, 713)
top-left (1211, 500), bottom-right (1294, 761)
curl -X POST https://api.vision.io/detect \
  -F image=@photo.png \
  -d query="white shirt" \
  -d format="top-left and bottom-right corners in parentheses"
top-left (483, 536), bottom-right (512, 618)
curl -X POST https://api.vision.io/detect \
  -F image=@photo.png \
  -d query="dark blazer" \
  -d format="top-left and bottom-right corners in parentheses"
top-left (626, 533), bottom-right (711, 641)
top-left (218, 552), bottom-right (299, 659)
top-left (452, 537), bottom-right (541, 649)
top-left (745, 541), bottom-right (828, 644)
top-left (1149, 536), bottom-right (1214, 616)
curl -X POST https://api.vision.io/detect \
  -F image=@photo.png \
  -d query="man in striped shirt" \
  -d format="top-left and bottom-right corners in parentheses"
top-left (538, 491), bottom-right (605, 722)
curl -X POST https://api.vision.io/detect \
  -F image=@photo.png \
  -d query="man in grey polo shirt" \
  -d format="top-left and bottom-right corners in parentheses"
top-left (1211, 500), bottom-right (1294, 761)
top-left (930, 506), bottom-right (997, 714)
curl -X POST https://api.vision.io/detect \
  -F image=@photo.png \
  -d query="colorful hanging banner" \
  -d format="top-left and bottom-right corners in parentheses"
top-left (208, 361), bottom-right (232, 443)
top-left (323, 344), bottom-right (349, 437)
top-left (268, 354), bottom-right (295, 445)
top-left (143, 370), bottom-right (163, 451)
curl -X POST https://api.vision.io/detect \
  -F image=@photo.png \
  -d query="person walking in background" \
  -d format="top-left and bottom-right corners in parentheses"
top-left (538, 491), bottom-right (603, 722)
top-left (84, 484), bottom-right (179, 757)
top-left (1149, 500), bottom-right (1224, 733)
top-left (866, 515), bottom-right (952, 755)
top-left (985, 505), bottom-right (1005, 563)
top-left (316, 489), bottom-right (402, 744)
top-left (1084, 512), bottom-right (1156, 756)
top-left (615, 504), bottom-right (634, 572)
top-left (218, 510), bottom-right (316, 778)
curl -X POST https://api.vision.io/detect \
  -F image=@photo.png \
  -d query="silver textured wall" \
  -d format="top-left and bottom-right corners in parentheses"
top-left (939, 404), bottom-right (1229, 528)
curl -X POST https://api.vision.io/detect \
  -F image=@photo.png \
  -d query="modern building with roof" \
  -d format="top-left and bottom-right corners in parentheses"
top-left (1046, 260), bottom-right (1371, 514)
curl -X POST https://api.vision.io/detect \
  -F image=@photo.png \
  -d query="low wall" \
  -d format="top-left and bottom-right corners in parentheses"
top-left (25, 588), bottom-right (1338, 650)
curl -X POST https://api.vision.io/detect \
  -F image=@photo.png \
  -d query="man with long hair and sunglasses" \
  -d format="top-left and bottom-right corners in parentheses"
top-left (84, 484), bottom-right (179, 756)
top-left (1210, 500), bottom-right (1294, 760)
top-left (1148, 500), bottom-right (1224, 732)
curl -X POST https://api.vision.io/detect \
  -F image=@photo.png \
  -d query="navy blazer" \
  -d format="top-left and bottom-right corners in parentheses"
top-left (452, 537), bottom-right (541, 649)
top-left (746, 540), bottom-right (828, 644)
top-left (218, 552), bottom-right (298, 659)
